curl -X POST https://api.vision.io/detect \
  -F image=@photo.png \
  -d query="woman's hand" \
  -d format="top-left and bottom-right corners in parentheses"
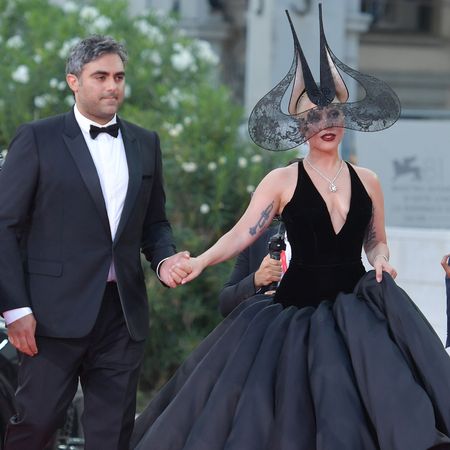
top-left (373, 254), bottom-right (397, 283)
top-left (181, 256), bottom-right (207, 285)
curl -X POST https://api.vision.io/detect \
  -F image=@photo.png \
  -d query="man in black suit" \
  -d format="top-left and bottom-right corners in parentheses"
top-left (0, 36), bottom-right (190, 449)
top-left (218, 223), bottom-right (289, 317)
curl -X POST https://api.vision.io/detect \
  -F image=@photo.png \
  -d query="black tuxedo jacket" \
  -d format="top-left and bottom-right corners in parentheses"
top-left (0, 109), bottom-right (175, 341)
top-left (218, 227), bottom-right (276, 317)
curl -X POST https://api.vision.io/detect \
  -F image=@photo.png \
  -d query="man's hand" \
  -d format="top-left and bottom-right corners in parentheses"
top-left (159, 251), bottom-right (191, 288)
top-left (254, 254), bottom-right (282, 290)
top-left (441, 254), bottom-right (450, 278)
top-left (7, 313), bottom-right (38, 356)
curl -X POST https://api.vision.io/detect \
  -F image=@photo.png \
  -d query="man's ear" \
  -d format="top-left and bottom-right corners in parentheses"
top-left (66, 73), bottom-right (79, 94)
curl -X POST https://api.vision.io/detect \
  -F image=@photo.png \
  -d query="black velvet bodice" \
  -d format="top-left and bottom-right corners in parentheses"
top-left (275, 161), bottom-right (373, 308)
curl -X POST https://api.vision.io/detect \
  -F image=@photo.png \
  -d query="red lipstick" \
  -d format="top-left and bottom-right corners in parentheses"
top-left (321, 133), bottom-right (336, 142)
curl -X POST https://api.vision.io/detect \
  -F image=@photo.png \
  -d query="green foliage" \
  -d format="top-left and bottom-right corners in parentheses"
top-left (0, 0), bottom-right (292, 401)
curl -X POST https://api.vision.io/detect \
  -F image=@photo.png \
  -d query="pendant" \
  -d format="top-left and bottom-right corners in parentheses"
top-left (329, 183), bottom-right (337, 193)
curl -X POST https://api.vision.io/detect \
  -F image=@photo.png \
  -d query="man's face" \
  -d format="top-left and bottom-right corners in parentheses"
top-left (66, 52), bottom-right (125, 124)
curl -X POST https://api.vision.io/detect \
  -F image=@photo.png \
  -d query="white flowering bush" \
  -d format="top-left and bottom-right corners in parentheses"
top-left (0, 0), bottom-right (290, 397)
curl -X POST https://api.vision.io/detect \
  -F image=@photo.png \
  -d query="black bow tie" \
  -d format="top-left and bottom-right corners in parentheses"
top-left (89, 123), bottom-right (119, 139)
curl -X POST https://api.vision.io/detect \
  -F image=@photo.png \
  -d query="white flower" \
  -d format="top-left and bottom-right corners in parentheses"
top-left (58, 81), bottom-right (67, 91)
top-left (11, 65), bottom-right (30, 84)
top-left (124, 84), bottom-right (132, 98)
top-left (168, 123), bottom-right (183, 137)
top-left (161, 88), bottom-right (194, 109)
top-left (183, 116), bottom-right (193, 126)
top-left (195, 40), bottom-right (219, 65)
top-left (161, 94), bottom-right (179, 109)
top-left (34, 95), bottom-right (47, 108)
top-left (208, 162), bottom-right (217, 171)
top-left (6, 35), bottom-right (24, 49)
top-left (171, 49), bottom-right (196, 72)
top-left (173, 43), bottom-right (184, 53)
top-left (49, 78), bottom-right (59, 89)
top-left (246, 185), bottom-right (255, 193)
top-left (219, 156), bottom-right (227, 165)
top-left (251, 154), bottom-right (262, 163)
top-left (92, 16), bottom-right (112, 32)
top-left (135, 19), bottom-right (151, 34)
top-left (238, 157), bottom-right (248, 168)
top-left (141, 49), bottom-right (162, 65)
top-left (33, 54), bottom-right (42, 64)
top-left (59, 37), bottom-right (81, 59)
top-left (65, 95), bottom-right (75, 106)
top-left (34, 94), bottom-right (55, 109)
top-left (61, 1), bottom-right (77, 13)
top-left (181, 162), bottom-right (197, 173)
top-left (136, 20), bottom-right (164, 44)
top-left (200, 203), bottom-right (210, 214)
top-left (44, 41), bottom-right (55, 51)
top-left (80, 6), bottom-right (99, 21)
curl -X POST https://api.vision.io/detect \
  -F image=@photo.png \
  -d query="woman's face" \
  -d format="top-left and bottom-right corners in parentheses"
top-left (307, 118), bottom-right (345, 151)
top-left (297, 95), bottom-right (345, 150)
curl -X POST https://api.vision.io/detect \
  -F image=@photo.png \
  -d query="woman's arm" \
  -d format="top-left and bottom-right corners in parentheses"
top-left (359, 168), bottom-right (397, 282)
top-left (181, 168), bottom-right (289, 283)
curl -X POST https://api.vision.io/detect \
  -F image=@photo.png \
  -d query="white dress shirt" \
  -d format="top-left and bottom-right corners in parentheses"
top-left (3, 105), bottom-right (129, 325)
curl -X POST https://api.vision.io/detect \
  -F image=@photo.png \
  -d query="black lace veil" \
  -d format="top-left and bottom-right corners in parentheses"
top-left (248, 4), bottom-right (401, 151)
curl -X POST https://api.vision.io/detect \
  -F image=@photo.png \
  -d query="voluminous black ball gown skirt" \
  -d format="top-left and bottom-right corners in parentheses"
top-left (131, 272), bottom-right (450, 450)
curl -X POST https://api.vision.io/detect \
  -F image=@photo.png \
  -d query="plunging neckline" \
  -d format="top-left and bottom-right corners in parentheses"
top-left (302, 161), bottom-right (353, 236)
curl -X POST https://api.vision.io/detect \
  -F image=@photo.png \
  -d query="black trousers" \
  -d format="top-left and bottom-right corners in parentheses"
top-left (4, 283), bottom-right (146, 450)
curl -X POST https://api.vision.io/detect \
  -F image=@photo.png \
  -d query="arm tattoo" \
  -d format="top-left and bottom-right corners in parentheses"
top-left (364, 206), bottom-right (377, 251)
top-left (249, 201), bottom-right (274, 236)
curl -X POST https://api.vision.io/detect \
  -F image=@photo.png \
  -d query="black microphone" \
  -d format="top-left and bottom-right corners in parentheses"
top-left (267, 221), bottom-right (286, 292)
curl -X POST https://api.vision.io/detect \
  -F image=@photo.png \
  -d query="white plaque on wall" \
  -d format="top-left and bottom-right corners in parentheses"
top-left (355, 119), bottom-right (450, 229)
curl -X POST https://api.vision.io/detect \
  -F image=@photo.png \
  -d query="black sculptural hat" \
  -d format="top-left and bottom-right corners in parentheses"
top-left (248, 4), bottom-right (401, 151)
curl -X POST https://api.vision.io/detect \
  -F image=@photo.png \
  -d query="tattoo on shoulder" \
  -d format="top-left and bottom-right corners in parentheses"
top-left (364, 206), bottom-right (377, 250)
top-left (249, 201), bottom-right (274, 236)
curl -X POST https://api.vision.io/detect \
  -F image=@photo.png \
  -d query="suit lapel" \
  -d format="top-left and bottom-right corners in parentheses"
top-left (113, 118), bottom-right (142, 246)
top-left (62, 110), bottom-right (111, 239)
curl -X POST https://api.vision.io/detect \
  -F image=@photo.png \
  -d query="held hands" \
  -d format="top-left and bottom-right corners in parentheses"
top-left (254, 254), bottom-right (283, 292)
top-left (7, 313), bottom-right (38, 356)
top-left (159, 251), bottom-right (192, 288)
top-left (373, 254), bottom-right (397, 283)
top-left (440, 254), bottom-right (450, 277)
top-left (180, 257), bottom-right (206, 285)
top-left (159, 252), bottom-right (207, 287)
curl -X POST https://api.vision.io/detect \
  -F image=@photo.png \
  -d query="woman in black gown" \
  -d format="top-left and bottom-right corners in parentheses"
top-left (131, 7), bottom-right (450, 450)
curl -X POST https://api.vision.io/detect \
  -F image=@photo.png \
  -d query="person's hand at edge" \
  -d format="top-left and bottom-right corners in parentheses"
top-left (254, 254), bottom-right (282, 289)
top-left (440, 254), bottom-right (450, 278)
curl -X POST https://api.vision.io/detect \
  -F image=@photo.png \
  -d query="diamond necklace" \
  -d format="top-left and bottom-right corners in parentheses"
top-left (304, 157), bottom-right (344, 193)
